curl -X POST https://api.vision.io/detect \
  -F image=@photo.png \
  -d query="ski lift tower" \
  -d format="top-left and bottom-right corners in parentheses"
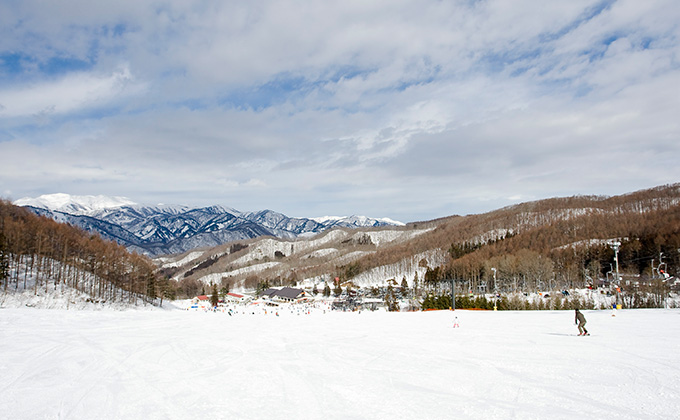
top-left (440, 279), bottom-right (466, 310)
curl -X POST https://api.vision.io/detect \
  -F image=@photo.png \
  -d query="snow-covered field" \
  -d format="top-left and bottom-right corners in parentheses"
top-left (1, 307), bottom-right (679, 419)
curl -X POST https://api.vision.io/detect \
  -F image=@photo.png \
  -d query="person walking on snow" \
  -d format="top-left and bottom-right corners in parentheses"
top-left (575, 308), bottom-right (589, 336)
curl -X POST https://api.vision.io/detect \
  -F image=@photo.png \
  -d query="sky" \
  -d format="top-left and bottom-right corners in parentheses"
top-left (1, 0), bottom-right (679, 223)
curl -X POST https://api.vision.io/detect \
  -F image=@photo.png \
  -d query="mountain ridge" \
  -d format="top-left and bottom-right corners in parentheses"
top-left (15, 194), bottom-right (404, 256)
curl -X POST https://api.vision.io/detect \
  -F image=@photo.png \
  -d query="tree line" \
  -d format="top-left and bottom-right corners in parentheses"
top-left (0, 200), bottom-right (168, 305)
top-left (344, 184), bottom-right (680, 287)
top-left (414, 202), bottom-right (680, 309)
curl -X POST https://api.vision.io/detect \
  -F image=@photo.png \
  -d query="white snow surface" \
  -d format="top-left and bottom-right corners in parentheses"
top-left (199, 262), bottom-right (281, 284)
top-left (13, 193), bottom-right (136, 213)
top-left (302, 247), bottom-right (339, 259)
top-left (311, 215), bottom-right (405, 226)
top-left (159, 251), bottom-right (205, 269)
top-left (1, 306), bottom-right (679, 419)
top-left (353, 228), bottom-right (434, 246)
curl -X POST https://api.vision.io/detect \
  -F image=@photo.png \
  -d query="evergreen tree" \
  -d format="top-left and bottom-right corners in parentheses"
top-left (413, 272), bottom-right (419, 298)
top-left (210, 283), bottom-right (219, 307)
top-left (146, 273), bottom-right (157, 301)
top-left (334, 282), bottom-right (343, 297)
top-left (256, 279), bottom-right (270, 296)
top-left (400, 276), bottom-right (409, 298)
top-left (220, 277), bottom-right (231, 296)
top-left (385, 284), bottom-right (399, 311)
top-left (323, 283), bottom-right (331, 297)
top-left (436, 294), bottom-right (451, 310)
top-left (0, 230), bottom-right (8, 284)
top-left (421, 294), bottom-right (432, 310)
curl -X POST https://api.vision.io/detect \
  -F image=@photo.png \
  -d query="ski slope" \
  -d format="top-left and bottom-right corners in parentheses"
top-left (1, 307), bottom-right (679, 419)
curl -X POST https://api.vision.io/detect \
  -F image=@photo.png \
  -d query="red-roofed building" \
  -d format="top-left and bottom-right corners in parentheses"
top-left (225, 292), bottom-right (251, 303)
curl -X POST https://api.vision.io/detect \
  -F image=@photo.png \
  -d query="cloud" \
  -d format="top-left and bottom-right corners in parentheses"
top-left (1, 0), bottom-right (679, 222)
top-left (0, 65), bottom-right (143, 118)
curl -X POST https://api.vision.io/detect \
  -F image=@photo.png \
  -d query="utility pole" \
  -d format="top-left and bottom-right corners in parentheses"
top-left (611, 241), bottom-right (621, 308)
top-left (492, 267), bottom-right (497, 311)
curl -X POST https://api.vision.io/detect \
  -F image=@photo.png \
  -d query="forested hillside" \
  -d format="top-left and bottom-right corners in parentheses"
top-left (0, 200), bottom-right (167, 306)
top-left (358, 185), bottom-right (680, 298)
top-left (162, 184), bottom-right (680, 304)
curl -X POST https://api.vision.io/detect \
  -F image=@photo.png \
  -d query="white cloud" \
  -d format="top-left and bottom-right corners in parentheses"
top-left (0, 65), bottom-right (143, 118)
top-left (1, 0), bottom-right (679, 221)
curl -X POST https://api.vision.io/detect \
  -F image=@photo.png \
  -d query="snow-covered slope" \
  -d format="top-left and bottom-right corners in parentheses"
top-left (2, 307), bottom-right (679, 419)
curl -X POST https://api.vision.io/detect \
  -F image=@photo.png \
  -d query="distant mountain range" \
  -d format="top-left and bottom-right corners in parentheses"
top-left (14, 194), bottom-right (403, 256)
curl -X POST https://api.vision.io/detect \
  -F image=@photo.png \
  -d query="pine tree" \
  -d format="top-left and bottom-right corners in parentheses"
top-left (256, 280), bottom-right (270, 296)
top-left (400, 276), bottom-right (409, 298)
top-left (220, 277), bottom-right (231, 296)
top-left (413, 272), bottom-right (419, 298)
top-left (333, 277), bottom-right (342, 297)
top-left (210, 283), bottom-right (219, 307)
top-left (0, 230), bottom-right (8, 285)
top-left (146, 273), bottom-right (157, 301)
top-left (385, 284), bottom-right (399, 311)
top-left (323, 283), bottom-right (331, 297)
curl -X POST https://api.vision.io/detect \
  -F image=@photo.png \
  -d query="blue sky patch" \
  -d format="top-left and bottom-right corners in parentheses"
top-left (0, 52), bottom-right (93, 80)
top-left (219, 74), bottom-right (309, 110)
top-left (0, 52), bottom-right (33, 76)
top-left (39, 56), bottom-right (92, 75)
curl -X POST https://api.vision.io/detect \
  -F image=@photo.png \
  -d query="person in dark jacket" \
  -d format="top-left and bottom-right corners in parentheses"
top-left (575, 309), bottom-right (588, 335)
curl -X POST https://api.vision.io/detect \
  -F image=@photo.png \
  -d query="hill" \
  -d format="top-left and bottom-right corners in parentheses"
top-left (162, 184), bottom-right (680, 301)
top-left (0, 200), bottom-right (165, 307)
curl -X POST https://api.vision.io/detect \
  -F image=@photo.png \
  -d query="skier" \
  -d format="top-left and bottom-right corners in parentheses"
top-left (575, 308), bottom-right (589, 336)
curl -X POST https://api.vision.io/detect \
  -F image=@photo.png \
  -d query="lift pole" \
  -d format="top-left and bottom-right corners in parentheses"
top-left (611, 241), bottom-right (621, 307)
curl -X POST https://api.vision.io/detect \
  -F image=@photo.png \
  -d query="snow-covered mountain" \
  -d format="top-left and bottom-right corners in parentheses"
top-left (15, 194), bottom-right (403, 256)
top-left (311, 215), bottom-right (404, 228)
top-left (14, 193), bottom-right (136, 214)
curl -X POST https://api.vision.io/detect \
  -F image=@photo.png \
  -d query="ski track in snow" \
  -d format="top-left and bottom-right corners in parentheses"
top-left (1, 308), bottom-right (679, 419)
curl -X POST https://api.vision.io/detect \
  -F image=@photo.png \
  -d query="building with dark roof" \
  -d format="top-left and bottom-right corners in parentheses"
top-left (259, 287), bottom-right (306, 302)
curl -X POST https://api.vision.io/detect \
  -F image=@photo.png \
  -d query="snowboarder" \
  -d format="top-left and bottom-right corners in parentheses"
top-left (575, 309), bottom-right (589, 336)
